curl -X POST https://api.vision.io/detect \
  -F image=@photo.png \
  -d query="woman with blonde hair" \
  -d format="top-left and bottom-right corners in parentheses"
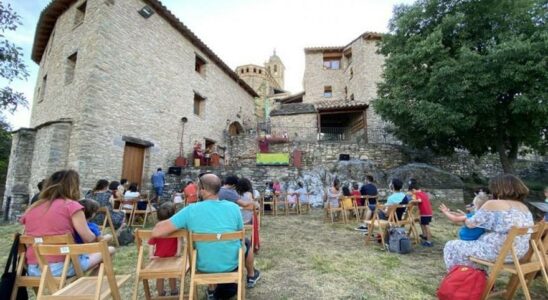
top-left (21, 170), bottom-right (115, 277)
top-left (443, 174), bottom-right (533, 270)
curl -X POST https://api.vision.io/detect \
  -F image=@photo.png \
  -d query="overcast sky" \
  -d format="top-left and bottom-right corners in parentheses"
top-left (3, 0), bottom-right (415, 129)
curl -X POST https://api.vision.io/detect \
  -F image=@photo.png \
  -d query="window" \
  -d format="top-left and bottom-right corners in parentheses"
top-left (350, 94), bottom-right (355, 101)
top-left (240, 69), bottom-right (244, 74)
top-left (258, 69), bottom-right (262, 74)
top-left (273, 65), bottom-right (277, 74)
top-left (323, 86), bottom-right (332, 98)
top-left (246, 68), bottom-right (249, 73)
top-left (323, 52), bottom-right (342, 70)
top-left (74, 1), bottom-right (86, 26)
top-left (195, 54), bottom-right (206, 74)
top-left (39, 75), bottom-right (47, 102)
top-left (344, 49), bottom-right (352, 65)
top-left (193, 93), bottom-right (206, 117)
top-left (65, 52), bottom-right (77, 85)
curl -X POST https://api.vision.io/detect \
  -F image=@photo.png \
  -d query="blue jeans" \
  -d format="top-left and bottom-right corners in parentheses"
top-left (154, 186), bottom-right (164, 198)
top-left (27, 255), bottom-right (90, 277)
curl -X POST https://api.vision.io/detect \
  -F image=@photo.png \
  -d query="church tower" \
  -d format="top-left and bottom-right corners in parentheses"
top-left (265, 50), bottom-right (285, 90)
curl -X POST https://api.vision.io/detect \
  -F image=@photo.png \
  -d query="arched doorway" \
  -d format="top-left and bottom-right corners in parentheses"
top-left (228, 122), bottom-right (243, 136)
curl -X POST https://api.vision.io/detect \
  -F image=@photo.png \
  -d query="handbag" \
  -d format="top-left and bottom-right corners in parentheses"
top-left (0, 233), bottom-right (29, 300)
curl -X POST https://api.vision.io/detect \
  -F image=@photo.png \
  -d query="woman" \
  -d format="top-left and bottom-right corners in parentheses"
top-left (326, 178), bottom-right (342, 208)
top-left (442, 174), bottom-right (533, 270)
top-left (108, 181), bottom-right (122, 209)
top-left (21, 170), bottom-right (115, 276)
top-left (86, 179), bottom-right (125, 229)
top-left (235, 178), bottom-right (257, 224)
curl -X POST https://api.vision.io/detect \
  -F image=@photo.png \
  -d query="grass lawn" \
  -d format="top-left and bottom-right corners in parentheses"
top-left (1, 202), bottom-right (546, 299)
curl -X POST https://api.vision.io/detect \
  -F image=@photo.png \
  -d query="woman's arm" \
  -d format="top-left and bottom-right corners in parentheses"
top-left (439, 203), bottom-right (466, 223)
top-left (72, 211), bottom-right (97, 243)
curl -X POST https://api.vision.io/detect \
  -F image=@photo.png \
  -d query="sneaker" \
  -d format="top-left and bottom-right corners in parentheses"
top-left (246, 269), bottom-right (261, 288)
top-left (419, 234), bottom-right (426, 240)
top-left (205, 289), bottom-right (216, 300)
top-left (170, 288), bottom-right (179, 296)
top-left (354, 225), bottom-right (368, 231)
top-left (421, 241), bottom-right (433, 247)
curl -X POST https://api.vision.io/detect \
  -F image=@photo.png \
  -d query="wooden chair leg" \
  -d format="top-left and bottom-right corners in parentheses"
top-left (132, 272), bottom-right (140, 300)
top-left (143, 279), bottom-right (151, 300)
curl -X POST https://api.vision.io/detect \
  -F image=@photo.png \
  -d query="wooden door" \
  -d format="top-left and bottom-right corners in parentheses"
top-left (122, 143), bottom-right (145, 188)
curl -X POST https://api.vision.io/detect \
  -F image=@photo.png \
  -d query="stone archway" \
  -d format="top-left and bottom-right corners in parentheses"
top-left (228, 121), bottom-right (243, 136)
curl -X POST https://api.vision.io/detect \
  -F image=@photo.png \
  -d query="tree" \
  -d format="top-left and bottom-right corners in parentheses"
top-left (374, 0), bottom-right (547, 173)
top-left (0, 1), bottom-right (28, 112)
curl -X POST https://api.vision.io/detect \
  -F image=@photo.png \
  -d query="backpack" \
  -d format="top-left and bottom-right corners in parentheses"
top-left (387, 227), bottom-right (412, 254)
top-left (437, 265), bottom-right (487, 300)
top-left (118, 227), bottom-right (134, 246)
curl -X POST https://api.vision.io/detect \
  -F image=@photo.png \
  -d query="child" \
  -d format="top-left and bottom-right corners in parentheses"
top-left (75, 199), bottom-right (101, 243)
top-left (351, 183), bottom-right (362, 206)
top-left (408, 179), bottom-right (433, 247)
top-left (341, 186), bottom-right (354, 210)
top-left (148, 203), bottom-right (181, 297)
top-left (439, 193), bottom-right (488, 240)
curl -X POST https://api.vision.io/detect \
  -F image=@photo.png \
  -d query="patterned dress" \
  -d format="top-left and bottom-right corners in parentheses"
top-left (86, 190), bottom-right (125, 229)
top-left (443, 208), bottom-right (533, 270)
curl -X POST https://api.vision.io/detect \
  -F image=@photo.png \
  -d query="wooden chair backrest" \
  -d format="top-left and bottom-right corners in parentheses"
top-left (135, 229), bottom-right (188, 249)
top-left (497, 224), bottom-right (543, 265)
top-left (35, 240), bottom-right (120, 298)
top-left (97, 207), bottom-right (111, 229)
top-left (189, 230), bottom-right (245, 256)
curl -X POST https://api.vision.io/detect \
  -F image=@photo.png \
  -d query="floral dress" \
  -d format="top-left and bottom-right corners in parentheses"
top-left (86, 190), bottom-right (125, 229)
top-left (443, 208), bottom-right (533, 270)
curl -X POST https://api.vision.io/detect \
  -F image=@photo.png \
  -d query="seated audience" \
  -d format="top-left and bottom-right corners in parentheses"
top-left (108, 180), bottom-right (122, 209)
top-left (379, 178), bottom-right (409, 220)
top-left (122, 183), bottom-right (141, 209)
top-left (21, 170), bottom-right (115, 277)
top-left (234, 177), bottom-right (258, 224)
top-left (360, 175), bottom-right (378, 219)
top-left (443, 174), bottom-right (534, 271)
top-left (152, 173), bottom-right (261, 299)
top-left (87, 179), bottom-right (125, 229)
top-left (341, 186), bottom-right (354, 210)
top-left (183, 180), bottom-right (198, 204)
top-left (218, 175), bottom-right (257, 219)
top-left (75, 199), bottom-right (112, 243)
top-left (351, 183), bottom-right (362, 206)
top-left (295, 182), bottom-right (308, 204)
top-left (326, 179), bottom-right (342, 208)
top-left (30, 179), bottom-right (46, 205)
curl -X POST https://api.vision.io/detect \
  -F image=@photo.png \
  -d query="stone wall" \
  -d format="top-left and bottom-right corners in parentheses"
top-left (302, 51), bottom-right (346, 103)
top-left (270, 113), bottom-right (317, 141)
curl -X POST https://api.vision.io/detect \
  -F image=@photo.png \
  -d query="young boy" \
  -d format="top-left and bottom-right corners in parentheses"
top-left (148, 203), bottom-right (181, 297)
top-left (439, 193), bottom-right (488, 240)
top-left (351, 183), bottom-right (362, 206)
top-left (408, 179), bottom-right (433, 247)
top-left (75, 199), bottom-right (101, 243)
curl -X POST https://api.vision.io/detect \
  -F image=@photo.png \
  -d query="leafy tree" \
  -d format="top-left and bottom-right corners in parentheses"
top-left (374, 0), bottom-right (547, 173)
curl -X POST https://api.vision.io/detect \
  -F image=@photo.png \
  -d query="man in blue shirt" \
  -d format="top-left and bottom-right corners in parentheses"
top-left (151, 168), bottom-right (165, 202)
top-left (152, 173), bottom-right (261, 298)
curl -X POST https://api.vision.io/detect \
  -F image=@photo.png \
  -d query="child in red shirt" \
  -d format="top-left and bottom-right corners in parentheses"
top-left (148, 203), bottom-right (181, 296)
top-left (351, 183), bottom-right (362, 206)
top-left (408, 179), bottom-right (433, 247)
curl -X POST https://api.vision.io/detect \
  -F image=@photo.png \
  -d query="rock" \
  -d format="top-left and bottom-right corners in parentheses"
top-left (386, 163), bottom-right (464, 189)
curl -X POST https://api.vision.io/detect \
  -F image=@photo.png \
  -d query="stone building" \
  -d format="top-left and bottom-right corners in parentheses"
top-left (236, 51), bottom-right (289, 122)
top-left (3, 0), bottom-right (258, 217)
top-left (270, 32), bottom-right (396, 144)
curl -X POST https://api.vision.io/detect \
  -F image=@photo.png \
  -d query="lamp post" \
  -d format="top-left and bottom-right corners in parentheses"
top-left (175, 117), bottom-right (188, 167)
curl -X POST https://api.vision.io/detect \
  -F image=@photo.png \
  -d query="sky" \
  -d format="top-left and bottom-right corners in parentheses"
top-left (2, 0), bottom-right (415, 129)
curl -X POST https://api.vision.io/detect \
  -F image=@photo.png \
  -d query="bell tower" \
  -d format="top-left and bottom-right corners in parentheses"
top-left (265, 49), bottom-right (285, 89)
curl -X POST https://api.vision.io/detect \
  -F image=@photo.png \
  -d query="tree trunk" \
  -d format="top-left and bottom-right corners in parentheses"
top-left (496, 141), bottom-right (516, 174)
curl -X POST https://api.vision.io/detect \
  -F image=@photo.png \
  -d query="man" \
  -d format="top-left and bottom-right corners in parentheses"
top-left (151, 168), bottom-right (165, 202)
top-left (360, 175), bottom-right (378, 220)
top-left (30, 179), bottom-right (46, 204)
top-left (151, 173), bottom-right (261, 299)
top-left (218, 175), bottom-right (258, 211)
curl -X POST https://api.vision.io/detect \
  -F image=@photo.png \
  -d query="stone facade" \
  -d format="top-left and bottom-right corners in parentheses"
top-left (4, 0), bottom-right (258, 218)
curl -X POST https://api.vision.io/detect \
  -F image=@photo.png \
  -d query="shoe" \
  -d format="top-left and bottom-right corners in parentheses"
top-left (419, 234), bottom-right (426, 240)
top-left (421, 241), bottom-right (433, 247)
top-left (205, 289), bottom-right (216, 300)
top-left (354, 225), bottom-right (368, 231)
top-left (246, 269), bottom-right (261, 288)
top-left (170, 288), bottom-right (179, 296)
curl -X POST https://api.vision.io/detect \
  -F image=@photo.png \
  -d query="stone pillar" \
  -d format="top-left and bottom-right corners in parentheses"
top-left (3, 129), bottom-right (36, 220)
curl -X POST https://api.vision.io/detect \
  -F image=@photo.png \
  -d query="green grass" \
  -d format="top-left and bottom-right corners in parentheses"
top-left (1, 202), bottom-right (546, 299)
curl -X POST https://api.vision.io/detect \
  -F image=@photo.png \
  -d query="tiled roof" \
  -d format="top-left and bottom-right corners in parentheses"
top-left (277, 91), bottom-right (305, 104)
top-left (304, 31), bottom-right (383, 53)
top-left (314, 99), bottom-right (368, 110)
top-left (270, 103), bottom-right (316, 116)
top-left (31, 0), bottom-right (258, 98)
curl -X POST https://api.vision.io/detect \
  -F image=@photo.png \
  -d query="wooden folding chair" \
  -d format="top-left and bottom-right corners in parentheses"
top-left (11, 234), bottom-right (79, 300)
top-left (133, 229), bottom-right (189, 300)
top-left (297, 193), bottom-right (312, 214)
top-left (261, 194), bottom-right (275, 216)
top-left (353, 195), bottom-right (368, 220)
top-left (188, 230), bottom-right (246, 300)
top-left (286, 192), bottom-right (299, 215)
top-left (399, 202), bottom-right (420, 244)
top-left (97, 207), bottom-right (120, 247)
top-left (275, 192), bottom-right (288, 216)
top-left (324, 198), bottom-right (346, 224)
top-left (470, 223), bottom-right (548, 300)
top-left (116, 196), bottom-right (135, 226)
top-left (35, 240), bottom-right (130, 300)
top-left (131, 195), bottom-right (155, 228)
top-left (342, 196), bottom-right (359, 223)
top-left (363, 204), bottom-right (399, 248)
